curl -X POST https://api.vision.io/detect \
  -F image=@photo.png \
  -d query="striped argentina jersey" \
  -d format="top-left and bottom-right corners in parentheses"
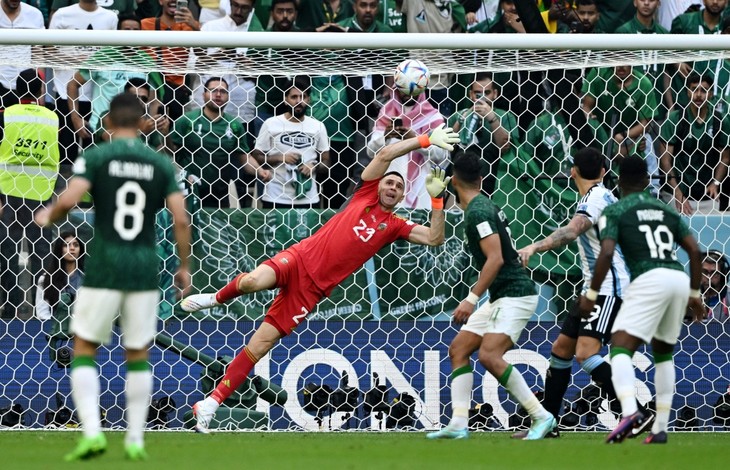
top-left (575, 183), bottom-right (630, 297)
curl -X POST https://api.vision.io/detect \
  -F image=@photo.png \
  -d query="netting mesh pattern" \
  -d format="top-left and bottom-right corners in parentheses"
top-left (0, 35), bottom-right (729, 432)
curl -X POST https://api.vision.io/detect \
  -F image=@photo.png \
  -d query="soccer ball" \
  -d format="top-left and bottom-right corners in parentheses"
top-left (394, 59), bottom-right (430, 97)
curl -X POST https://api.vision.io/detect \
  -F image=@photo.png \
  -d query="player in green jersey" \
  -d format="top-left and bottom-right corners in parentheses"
top-left (427, 149), bottom-right (556, 441)
top-left (35, 93), bottom-right (191, 462)
top-left (578, 155), bottom-right (704, 444)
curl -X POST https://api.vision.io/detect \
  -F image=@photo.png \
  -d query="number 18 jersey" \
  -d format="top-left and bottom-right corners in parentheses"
top-left (73, 138), bottom-right (179, 290)
top-left (598, 191), bottom-right (691, 281)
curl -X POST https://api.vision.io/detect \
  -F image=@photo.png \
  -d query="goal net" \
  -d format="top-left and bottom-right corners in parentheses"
top-left (0, 31), bottom-right (728, 433)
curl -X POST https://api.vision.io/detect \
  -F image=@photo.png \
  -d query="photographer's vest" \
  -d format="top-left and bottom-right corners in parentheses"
top-left (0, 103), bottom-right (59, 201)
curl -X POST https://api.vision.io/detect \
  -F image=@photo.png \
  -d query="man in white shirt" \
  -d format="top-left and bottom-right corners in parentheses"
top-left (50, 0), bottom-right (118, 167)
top-left (252, 78), bottom-right (330, 208)
top-left (0, 0), bottom-right (44, 109)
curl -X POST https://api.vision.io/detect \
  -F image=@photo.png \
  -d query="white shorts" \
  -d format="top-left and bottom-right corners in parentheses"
top-left (71, 287), bottom-right (160, 349)
top-left (461, 295), bottom-right (538, 343)
top-left (611, 268), bottom-right (690, 344)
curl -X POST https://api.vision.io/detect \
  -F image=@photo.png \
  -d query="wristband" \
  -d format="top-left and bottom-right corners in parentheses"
top-left (689, 289), bottom-right (701, 299)
top-left (418, 134), bottom-right (431, 148)
top-left (431, 197), bottom-right (444, 210)
top-left (585, 288), bottom-right (599, 301)
top-left (465, 292), bottom-right (480, 305)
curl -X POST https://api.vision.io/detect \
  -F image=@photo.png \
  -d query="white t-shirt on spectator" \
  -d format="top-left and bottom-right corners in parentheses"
top-left (0, 3), bottom-right (44, 90)
top-left (49, 4), bottom-right (119, 101)
top-left (255, 114), bottom-right (329, 205)
top-left (657, 0), bottom-right (702, 31)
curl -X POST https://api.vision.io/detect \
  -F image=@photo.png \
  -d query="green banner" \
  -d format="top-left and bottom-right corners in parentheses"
top-left (182, 208), bottom-right (474, 320)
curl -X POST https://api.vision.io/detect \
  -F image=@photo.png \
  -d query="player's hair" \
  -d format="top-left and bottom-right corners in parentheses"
top-left (109, 92), bottom-right (145, 128)
top-left (618, 155), bottom-right (648, 188)
top-left (204, 76), bottom-right (229, 90)
top-left (452, 149), bottom-right (482, 187)
top-left (15, 68), bottom-right (43, 99)
top-left (573, 147), bottom-right (604, 180)
top-left (686, 72), bottom-right (713, 89)
top-left (42, 231), bottom-right (85, 307)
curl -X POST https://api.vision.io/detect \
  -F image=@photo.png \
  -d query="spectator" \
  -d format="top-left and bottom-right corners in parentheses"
top-left (594, 0), bottom-right (635, 33)
top-left (522, 72), bottom-right (609, 182)
top-left (49, 0), bottom-right (118, 168)
top-left (670, 0), bottom-right (727, 108)
top-left (338, 0), bottom-right (393, 31)
top-left (195, 0), bottom-right (263, 140)
top-left (367, 84), bottom-right (448, 209)
top-left (701, 249), bottom-right (730, 322)
top-left (0, 69), bottom-right (59, 318)
top-left (658, 73), bottom-right (730, 214)
top-left (581, 65), bottom-right (659, 186)
top-left (126, 78), bottom-right (170, 148)
top-left (560, 0), bottom-right (602, 33)
top-left (464, 0), bottom-right (499, 30)
top-left (448, 72), bottom-right (518, 196)
top-left (22, 0), bottom-right (49, 25)
top-left (253, 0), bottom-right (300, 133)
top-left (295, 0), bottom-right (353, 31)
top-left (252, 79), bottom-right (327, 208)
top-left (142, 0), bottom-right (200, 122)
top-left (378, 0), bottom-right (405, 32)
top-left (0, 0), bottom-right (44, 109)
top-left (398, 0), bottom-right (466, 117)
top-left (35, 231), bottom-right (85, 363)
top-left (50, 0), bottom-right (136, 16)
top-left (167, 77), bottom-right (263, 208)
top-left (67, 17), bottom-right (164, 140)
top-left (614, 0), bottom-right (671, 119)
top-left (657, 0), bottom-right (701, 31)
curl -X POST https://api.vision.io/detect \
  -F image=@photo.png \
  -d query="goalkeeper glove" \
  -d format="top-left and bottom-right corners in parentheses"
top-left (426, 166), bottom-right (451, 209)
top-left (424, 124), bottom-right (460, 151)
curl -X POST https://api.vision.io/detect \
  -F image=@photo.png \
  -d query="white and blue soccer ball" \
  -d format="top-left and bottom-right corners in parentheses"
top-left (394, 59), bottom-right (430, 96)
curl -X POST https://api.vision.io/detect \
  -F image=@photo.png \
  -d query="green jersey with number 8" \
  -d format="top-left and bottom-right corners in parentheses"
top-left (73, 138), bottom-right (180, 290)
top-left (598, 191), bottom-right (691, 281)
top-left (464, 194), bottom-right (536, 301)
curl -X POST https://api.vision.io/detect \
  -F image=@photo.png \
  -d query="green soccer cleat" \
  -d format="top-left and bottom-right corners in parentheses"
top-left (125, 443), bottom-right (149, 461)
top-left (64, 433), bottom-right (107, 462)
top-left (523, 415), bottom-right (558, 440)
top-left (426, 427), bottom-right (469, 440)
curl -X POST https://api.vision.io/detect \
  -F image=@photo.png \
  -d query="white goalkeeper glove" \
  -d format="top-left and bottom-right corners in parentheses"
top-left (426, 124), bottom-right (460, 151)
top-left (426, 166), bottom-right (451, 199)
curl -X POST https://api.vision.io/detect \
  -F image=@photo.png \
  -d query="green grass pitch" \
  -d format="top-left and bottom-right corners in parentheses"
top-left (0, 431), bottom-right (723, 470)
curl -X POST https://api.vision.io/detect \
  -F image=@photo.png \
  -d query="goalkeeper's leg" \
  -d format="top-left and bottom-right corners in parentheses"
top-left (181, 264), bottom-right (278, 312)
top-left (426, 331), bottom-right (482, 439)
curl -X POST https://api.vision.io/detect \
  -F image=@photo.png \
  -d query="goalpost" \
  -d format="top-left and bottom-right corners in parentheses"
top-left (0, 31), bottom-right (728, 432)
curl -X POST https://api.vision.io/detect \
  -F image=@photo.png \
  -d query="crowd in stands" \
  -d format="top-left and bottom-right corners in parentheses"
top-left (2, 0), bottom-right (730, 318)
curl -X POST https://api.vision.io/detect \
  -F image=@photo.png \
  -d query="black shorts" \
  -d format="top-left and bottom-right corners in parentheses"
top-left (561, 295), bottom-right (621, 345)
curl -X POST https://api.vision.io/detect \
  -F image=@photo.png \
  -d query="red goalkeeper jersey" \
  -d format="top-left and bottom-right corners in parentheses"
top-left (291, 178), bottom-right (418, 296)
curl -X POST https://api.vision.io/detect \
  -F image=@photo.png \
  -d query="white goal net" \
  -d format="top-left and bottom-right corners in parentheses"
top-left (0, 31), bottom-right (728, 433)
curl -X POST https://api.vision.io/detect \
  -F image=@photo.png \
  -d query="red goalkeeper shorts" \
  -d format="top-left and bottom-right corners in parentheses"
top-left (262, 249), bottom-right (324, 336)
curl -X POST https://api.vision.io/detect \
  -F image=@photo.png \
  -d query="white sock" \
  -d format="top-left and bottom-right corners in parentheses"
top-left (71, 365), bottom-right (101, 438)
top-left (611, 353), bottom-right (638, 416)
top-left (125, 370), bottom-right (153, 447)
top-left (449, 371), bottom-right (473, 430)
top-left (504, 366), bottom-right (551, 421)
top-left (652, 359), bottom-right (675, 434)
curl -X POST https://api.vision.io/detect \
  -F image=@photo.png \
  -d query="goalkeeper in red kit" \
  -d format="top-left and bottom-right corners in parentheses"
top-left (181, 124), bottom-right (460, 433)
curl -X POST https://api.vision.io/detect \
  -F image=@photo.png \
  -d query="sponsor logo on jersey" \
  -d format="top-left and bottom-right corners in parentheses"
top-left (377, 223), bottom-right (387, 231)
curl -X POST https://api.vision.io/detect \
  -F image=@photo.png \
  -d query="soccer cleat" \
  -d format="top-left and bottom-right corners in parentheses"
top-left (523, 415), bottom-right (558, 440)
top-left (425, 427), bottom-right (469, 440)
top-left (511, 427), bottom-right (560, 440)
top-left (64, 434), bottom-right (107, 462)
top-left (125, 443), bottom-right (149, 461)
top-left (629, 411), bottom-right (655, 439)
top-left (643, 431), bottom-right (668, 444)
top-left (192, 398), bottom-right (217, 434)
top-left (181, 293), bottom-right (219, 313)
top-left (605, 411), bottom-right (645, 444)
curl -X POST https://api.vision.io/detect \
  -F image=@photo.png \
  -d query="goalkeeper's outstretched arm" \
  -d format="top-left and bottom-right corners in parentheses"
top-left (361, 124), bottom-right (459, 181)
